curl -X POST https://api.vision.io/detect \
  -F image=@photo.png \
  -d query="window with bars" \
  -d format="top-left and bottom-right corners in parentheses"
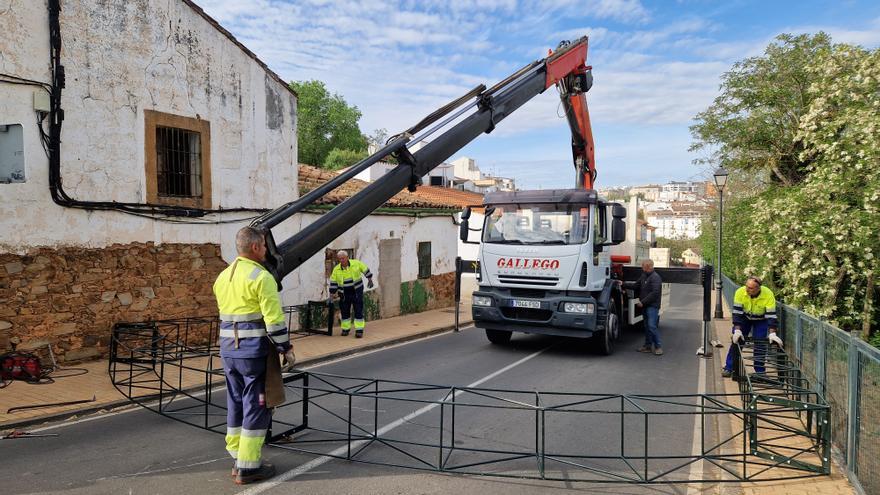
top-left (144, 110), bottom-right (211, 208)
top-left (417, 241), bottom-right (431, 279)
top-left (156, 127), bottom-right (202, 198)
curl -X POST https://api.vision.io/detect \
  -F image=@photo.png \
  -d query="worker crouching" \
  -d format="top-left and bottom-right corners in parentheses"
top-left (329, 250), bottom-right (374, 338)
top-left (213, 227), bottom-right (296, 485)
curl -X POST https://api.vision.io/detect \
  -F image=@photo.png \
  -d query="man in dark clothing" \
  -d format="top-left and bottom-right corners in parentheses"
top-left (623, 259), bottom-right (663, 355)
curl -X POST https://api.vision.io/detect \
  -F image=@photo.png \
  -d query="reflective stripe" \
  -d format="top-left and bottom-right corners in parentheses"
top-left (227, 427), bottom-right (242, 435)
top-left (220, 328), bottom-right (266, 338)
top-left (268, 328), bottom-right (287, 338)
top-left (220, 312), bottom-right (264, 322)
top-left (340, 320), bottom-right (352, 330)
top-left (241, 428), bottom-right (268, 438)
top-left (731, 309), bottom-right (744, 314)
top-left (270, 334), bottom-right (289, 345)
top-left (220, 321), bottom-right (266, 330)
top-left (248, 267), bottom-right (262, 280)
top-left (267, 322), bottom-right (286, 332)
top-left (237, 459), bottom-right (261, 469)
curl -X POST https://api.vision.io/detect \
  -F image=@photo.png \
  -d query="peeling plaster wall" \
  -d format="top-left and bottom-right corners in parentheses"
top-left (276, 212), bottom-right (457, 308)
top-left (0, 0), bottom-right (297, 274)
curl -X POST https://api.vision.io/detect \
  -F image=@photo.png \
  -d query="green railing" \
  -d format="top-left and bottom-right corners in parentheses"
top-left (722, 274), bottom-right (880, 495)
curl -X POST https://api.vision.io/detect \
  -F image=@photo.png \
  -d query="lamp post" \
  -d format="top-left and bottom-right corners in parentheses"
top-left (713, 166), bottom-right (728, 319)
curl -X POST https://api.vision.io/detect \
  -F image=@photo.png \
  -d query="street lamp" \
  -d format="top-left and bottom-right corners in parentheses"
top-left (713, 166), bottom-right (728, 319)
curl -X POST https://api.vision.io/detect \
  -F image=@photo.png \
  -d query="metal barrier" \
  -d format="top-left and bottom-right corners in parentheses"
top-left (722, 274), bottom-right (877, 495)
top-left (109, 315), bottom-right (831, 485)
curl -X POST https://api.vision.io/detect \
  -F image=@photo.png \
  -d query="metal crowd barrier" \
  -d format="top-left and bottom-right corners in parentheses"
top-left (109, 313), bottom-right (831, 485)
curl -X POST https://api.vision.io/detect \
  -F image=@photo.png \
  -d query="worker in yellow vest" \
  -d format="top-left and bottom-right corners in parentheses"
top-left (213, 226), bottom-right (295, 485)
top-left (329, 250), bottom-right (374, 338)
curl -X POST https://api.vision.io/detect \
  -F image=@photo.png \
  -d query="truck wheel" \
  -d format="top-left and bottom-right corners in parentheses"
top-left (485, 329), bottom-right (512, 345)
top-left (595, 302), bottom-right (618, 355)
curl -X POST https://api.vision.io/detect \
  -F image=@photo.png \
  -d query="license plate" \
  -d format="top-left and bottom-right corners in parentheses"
top-left (511, 299), bottom-right (541, 309)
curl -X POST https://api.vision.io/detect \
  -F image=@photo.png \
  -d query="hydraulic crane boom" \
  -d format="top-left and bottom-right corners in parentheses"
top-left (253, 37), bottom-right (595, 284)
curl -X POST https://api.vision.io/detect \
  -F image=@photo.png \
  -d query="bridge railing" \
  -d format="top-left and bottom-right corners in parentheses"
top-left (722, 273), bottom-right (880, 495)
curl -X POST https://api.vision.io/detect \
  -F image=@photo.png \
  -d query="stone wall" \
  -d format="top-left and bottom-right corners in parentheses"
top-left (400, 272), bottom-right (456, 315)
top-left (0, 242), bottom-right (225, 362)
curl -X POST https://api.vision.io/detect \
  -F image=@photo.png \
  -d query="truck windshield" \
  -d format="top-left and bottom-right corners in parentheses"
top-left (482, 204), bottom-right (589, 245)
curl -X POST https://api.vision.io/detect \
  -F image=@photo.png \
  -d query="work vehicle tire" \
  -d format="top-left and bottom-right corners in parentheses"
top-left (485, 328), bottom-right (512, 345)
top-left (595, 302), bottom-right (618, 355)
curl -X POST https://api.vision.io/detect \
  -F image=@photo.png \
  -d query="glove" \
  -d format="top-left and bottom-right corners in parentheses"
top-left (367, 279), bottom-right (374, 289)
top-left (731, 328), bottom-right (744, 344)
top-left (768, 331), bottom-right (784, 348)
top-left (280, 349), bottom-right (296, 372)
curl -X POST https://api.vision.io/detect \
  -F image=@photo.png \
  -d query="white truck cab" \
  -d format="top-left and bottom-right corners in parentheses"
top-left (460, 189), bottom-right (628, 354)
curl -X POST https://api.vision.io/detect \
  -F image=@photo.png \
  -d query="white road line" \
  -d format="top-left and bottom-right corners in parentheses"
top-left (27, 327), bottom-right (473, 433)
top-left (686, 354), bottom-right (708, 494)
top-left (237, 345), bottom-right (552, 495)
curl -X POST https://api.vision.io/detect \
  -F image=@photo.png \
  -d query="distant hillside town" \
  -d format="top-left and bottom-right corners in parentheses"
top-left (599, 181), bottom-right (714, 241)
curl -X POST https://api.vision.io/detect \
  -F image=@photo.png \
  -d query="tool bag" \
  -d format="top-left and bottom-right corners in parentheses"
top-left (0, 352), bottom-right (43, 382)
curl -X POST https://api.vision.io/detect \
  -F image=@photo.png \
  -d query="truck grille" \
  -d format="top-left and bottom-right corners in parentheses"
top-left (501, 307), bottom-right (553, 321)
top-left (497, 275), bottom-right (559, 287)
top-left (510, 288), bottom-right (546, 298)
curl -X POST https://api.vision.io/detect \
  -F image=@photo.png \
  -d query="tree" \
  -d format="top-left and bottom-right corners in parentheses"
top-left (291, 80), bottom-right (368, 167)
top-left (689, 33), bottom-right (833, 186)
top-left (323, 148), bottom-right (368, 171)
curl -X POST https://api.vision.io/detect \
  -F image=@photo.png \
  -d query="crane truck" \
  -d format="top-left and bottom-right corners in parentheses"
top-left (251, 37), bottom-right (639, 354)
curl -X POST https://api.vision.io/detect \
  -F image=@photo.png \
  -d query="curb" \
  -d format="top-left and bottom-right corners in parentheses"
top-left (1, 319), bottom-right (474, 431)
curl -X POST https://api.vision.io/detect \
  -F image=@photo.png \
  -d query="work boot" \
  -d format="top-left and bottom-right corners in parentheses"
top-left (636, 345), bottom-right (653, 353)
top-left (341, 330), bottom-right (350, 337)
top-left (231, 462), bottom-right (238, 478)
top-left (653, 347), bottom-right (664, 356)
top-left (721, 369), bottom-right (733, 378)
top-left (355, 329), bottom-right (364, 339)
top-left (235, 462), bottom-right (276, 485)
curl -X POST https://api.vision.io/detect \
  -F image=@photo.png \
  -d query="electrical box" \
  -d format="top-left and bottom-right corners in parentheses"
top-left (33, 91), bottom-right (50, 113)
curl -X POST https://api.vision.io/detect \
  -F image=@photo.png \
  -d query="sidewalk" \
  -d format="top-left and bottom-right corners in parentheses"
top-left (0, 304), bottom-right (472, 430)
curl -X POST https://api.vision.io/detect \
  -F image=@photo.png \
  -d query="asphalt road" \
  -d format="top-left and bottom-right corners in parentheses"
top-left (1, 285), bottom-right (709, 495)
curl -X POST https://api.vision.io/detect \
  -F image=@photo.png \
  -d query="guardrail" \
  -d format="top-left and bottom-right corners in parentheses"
top-left (722, 274), bottom-right (878, 495)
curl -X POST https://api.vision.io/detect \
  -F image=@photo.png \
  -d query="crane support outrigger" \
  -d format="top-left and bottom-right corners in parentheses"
top-left (251, 37), bottom-right (598, 285)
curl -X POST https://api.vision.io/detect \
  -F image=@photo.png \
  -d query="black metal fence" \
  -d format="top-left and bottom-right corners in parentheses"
top-left (109, 314), bottom-right (831, 485)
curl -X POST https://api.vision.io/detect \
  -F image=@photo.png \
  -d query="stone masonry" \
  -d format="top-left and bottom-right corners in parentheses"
top-left (0, 242), bottom-right (225, 362)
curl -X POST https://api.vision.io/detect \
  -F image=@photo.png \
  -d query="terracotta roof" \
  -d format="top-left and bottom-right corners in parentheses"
top-left (297, 165), bottom-right (472, 210)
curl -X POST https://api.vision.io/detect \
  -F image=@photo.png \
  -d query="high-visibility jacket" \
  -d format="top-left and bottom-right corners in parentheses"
top-left (732, 285), bottom-right (778, 330)
top-left (213, 256), bottom-right (290, 358)
top-left (329, 259), bottom-right (372, 294)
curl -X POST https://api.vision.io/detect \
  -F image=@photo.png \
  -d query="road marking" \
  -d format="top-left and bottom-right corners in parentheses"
top-left (237, 344), bottom-right (552, 495)
top-left (686, 353), bottom-right (708, 493)
top-left (27, 327), bottom-right (474, 433)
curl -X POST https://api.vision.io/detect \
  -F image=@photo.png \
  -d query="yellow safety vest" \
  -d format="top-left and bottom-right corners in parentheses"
top-left (329, 259), bottom-right (372, 294)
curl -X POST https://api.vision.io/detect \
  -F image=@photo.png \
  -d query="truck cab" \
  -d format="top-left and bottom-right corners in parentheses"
top-left (461, 189), bottom-right (627, 353)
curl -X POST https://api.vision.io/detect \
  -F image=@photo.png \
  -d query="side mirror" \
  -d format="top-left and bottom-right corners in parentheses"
top-left (611, 218), bottom-right (625, 244)
top-left (611, 204), bottom-right (626, 219)
top-left (459, 218), bottom-right (470, 242)
top-left (461, 206), bottom-right (471, 220)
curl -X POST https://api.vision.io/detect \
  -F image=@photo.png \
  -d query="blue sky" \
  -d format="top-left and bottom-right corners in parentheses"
top-left (199, 0), bottom-right (880, 189)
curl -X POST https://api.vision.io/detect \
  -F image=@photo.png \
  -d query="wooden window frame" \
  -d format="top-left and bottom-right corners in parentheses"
top-left (144, 110), bottom-right (211, 209)
top-left (417, 241), bottom-right (432, 279)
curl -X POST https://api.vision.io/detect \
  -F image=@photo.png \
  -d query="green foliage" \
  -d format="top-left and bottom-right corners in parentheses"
top-left (696, 36), bottom-right (880, 340)
top-left (291, 80), bottom-right (368, 168)
top-left (655, 237), bottom-right (699, 266)
top-left (690, 33), bottom-right (833, 186)
top-left (323, 148), bottom-right (368, 171)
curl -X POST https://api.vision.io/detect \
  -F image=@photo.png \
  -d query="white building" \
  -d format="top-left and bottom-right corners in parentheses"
top-left (1, 0), bottom-right (299, 360)
top-left (646, 209), bottom-right (705, 239)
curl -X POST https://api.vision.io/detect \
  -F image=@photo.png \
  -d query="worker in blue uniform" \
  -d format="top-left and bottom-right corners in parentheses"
top-left (329, 250), bottom-right (374, 338)
top-left (722, 276), bottom-right (783, 378)
top-left (213, 226), bottom-right (295, 485)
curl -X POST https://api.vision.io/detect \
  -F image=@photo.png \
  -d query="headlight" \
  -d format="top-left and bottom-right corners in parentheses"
top-left (473, 295), bottom-right (493, 307)
top-left (563, 302), bottom-right (595, 314)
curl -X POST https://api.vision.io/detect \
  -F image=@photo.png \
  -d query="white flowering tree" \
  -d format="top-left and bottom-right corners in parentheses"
top-left (695, 37), bottom-right (879, 340)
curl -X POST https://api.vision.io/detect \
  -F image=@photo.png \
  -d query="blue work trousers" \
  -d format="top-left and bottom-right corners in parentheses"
top-left (724, 319), bottom-right (769, 373)
top-left (643, 305), bottom-right (661, 348)
top-left (223, 356), bottom-right (271, 468)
